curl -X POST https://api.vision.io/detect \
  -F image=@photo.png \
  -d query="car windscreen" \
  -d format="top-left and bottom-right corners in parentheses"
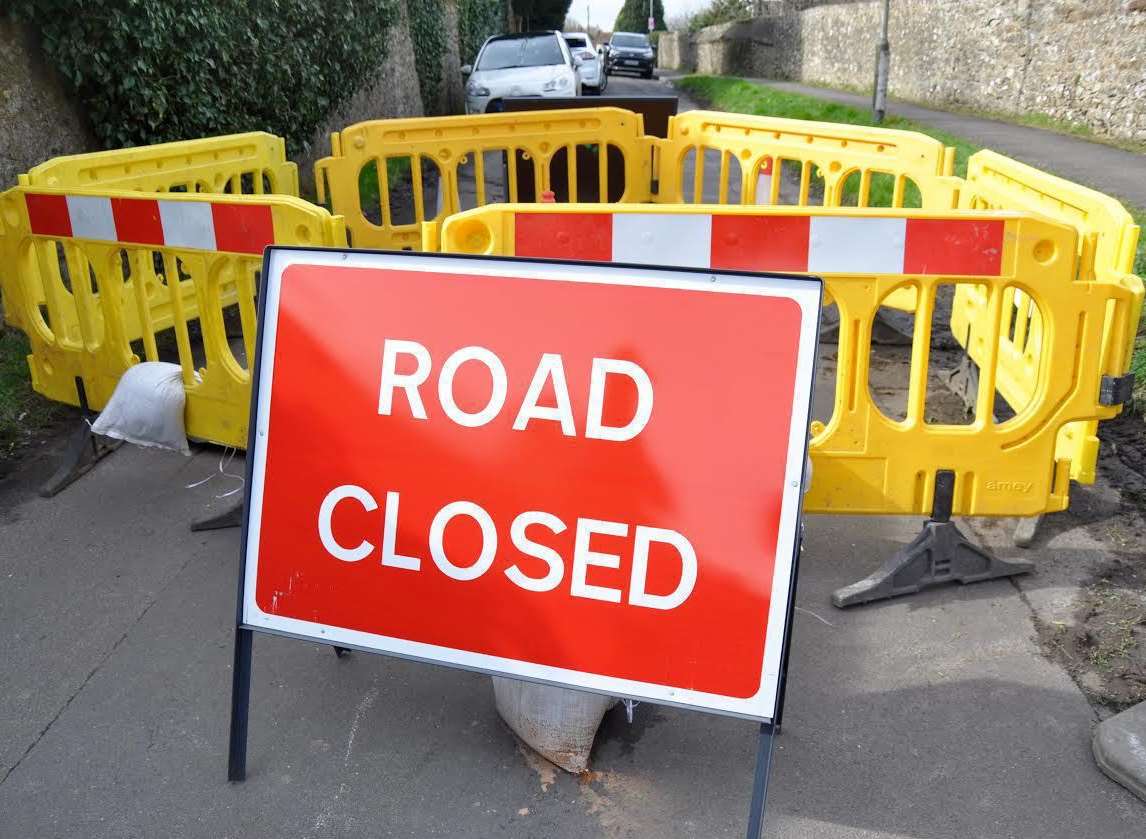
top-left (564, 35), bottom-right (588, 49)
top-left (477, 35), bottom-right (565, 70)
top-left (611, 34), bottom-right (649, 48)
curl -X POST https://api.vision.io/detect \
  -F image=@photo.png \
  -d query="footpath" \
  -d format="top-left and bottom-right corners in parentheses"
top-left (0, 76), bottom-right (1144, 837)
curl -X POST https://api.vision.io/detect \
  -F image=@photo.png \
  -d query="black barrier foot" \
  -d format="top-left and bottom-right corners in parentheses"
top-left (333, 646), bottom-right (351, 658)
top-left (831, 471), bottom-right (1033, 608)
top-left (190, 500), bottom-right (244, 532)
top-left (40, 380), bottom-right (122, 498)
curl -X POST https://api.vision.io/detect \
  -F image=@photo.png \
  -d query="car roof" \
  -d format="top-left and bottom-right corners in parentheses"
top-left (487, 31), bottom-right (559, 42)
top-left (611, 31), bottom-right (647, 38)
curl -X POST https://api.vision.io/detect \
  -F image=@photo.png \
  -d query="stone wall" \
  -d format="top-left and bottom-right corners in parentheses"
top-left (660, 0), bottom-right (1146, 144)
top-left (657, 31), bottom-right (695, 72)
top-left (0, 20), bottom-right (97, 189)
top-left (695, 18), bottom-right (790, 78)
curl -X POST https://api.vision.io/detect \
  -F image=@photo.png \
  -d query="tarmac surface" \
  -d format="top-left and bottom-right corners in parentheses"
top-left (2, 75), bottom-right (1144, 837)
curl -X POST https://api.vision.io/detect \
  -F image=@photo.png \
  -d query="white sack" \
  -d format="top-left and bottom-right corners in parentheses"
top-left (91, 362), bottom-right (190, 455)
top-left (492, 676), bottom-right (616, 773)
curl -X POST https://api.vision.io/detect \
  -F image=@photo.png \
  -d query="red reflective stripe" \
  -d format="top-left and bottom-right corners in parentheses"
top-left (511, 212), bottom-right (1006, 276)
top-left (515, 212), bottom-right (612, 261)
top-left (710, 215), bottom-right (810, 272)
top-left (759, 158), bottom-right (773, 175)
top-left (903, 219), bottom-right (1004, 276)
top-left (25, 193), bottom-right (72, 237)
top-left (110, 197), bottom-right (164, 245)
top-left (212, 203), bottom-right (275, 255)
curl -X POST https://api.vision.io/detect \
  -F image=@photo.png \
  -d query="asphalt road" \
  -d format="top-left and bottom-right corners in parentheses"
top-left (1, 75), bottom-right (1143, 838)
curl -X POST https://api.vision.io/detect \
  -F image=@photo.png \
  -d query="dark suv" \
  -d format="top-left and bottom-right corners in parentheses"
top-left (605, 32), bottom-right (655, 78)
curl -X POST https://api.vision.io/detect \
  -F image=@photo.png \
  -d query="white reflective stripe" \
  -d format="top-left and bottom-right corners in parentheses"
top-left (65, 195), bottom-right (116, 241)
top-left (612, 213), bottom-right (712, 268)
top-left (158, 200), bottom-right (216, 250)
top-left (807, 216), bottom-right (905, 274)
top-left (754, 174), bottom-right (772, 205)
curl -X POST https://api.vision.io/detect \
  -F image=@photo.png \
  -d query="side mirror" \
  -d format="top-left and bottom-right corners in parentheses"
top-left (573, 54), bottom-right (585, 66)
top-left (461, 64), bottom-right (472, 75)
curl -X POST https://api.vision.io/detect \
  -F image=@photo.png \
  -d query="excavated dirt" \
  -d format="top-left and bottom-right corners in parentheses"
top-left (1038, 559), bottom-right (1146, 711)
top-left (1034, 414), bottom-right (1146, 712)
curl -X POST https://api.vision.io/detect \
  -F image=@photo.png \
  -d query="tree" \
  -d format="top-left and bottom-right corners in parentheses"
top-left (513, 0), bottom-right (573, 30)
top-left (613, 0), bottom-right (667, 33)
top-left (687, 0), bottom-right (754, 32)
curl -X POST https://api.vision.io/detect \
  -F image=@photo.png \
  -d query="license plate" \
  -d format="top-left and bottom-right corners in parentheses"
top-left (624, 60), bottom-right (638, 66)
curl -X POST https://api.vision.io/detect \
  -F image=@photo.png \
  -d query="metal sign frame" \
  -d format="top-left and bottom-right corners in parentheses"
top-left (227, 247), bottom-right (821, 838)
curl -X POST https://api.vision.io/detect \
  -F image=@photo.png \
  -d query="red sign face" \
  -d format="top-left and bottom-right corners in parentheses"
top-left (244, 250), bottom-right (819, 720)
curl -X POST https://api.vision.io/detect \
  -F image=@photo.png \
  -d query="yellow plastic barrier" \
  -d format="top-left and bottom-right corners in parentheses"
top-left (0, 185), bottom-right (344, 448)
top-left (657, 110), bottom-right (960, 208)
top-left (431, 201), bottom-right (1140, 517)
top-left (2, 109), bottom-right (1140, 519)
top-left (315, 108), bottom-right (653, 251)
top-left (952, 151), bottom-right (1144, 483)
top-left (656, 110), bottom-right (963, 312)
top-left (21, 132), bottom-right (299, 197)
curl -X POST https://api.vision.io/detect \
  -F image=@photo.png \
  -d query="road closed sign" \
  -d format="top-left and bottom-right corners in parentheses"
top-left (241, 249), bottom-right (821, 721)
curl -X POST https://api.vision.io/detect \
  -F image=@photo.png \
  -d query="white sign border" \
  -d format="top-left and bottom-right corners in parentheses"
top-left (241, 247), bottom-right (822, 722)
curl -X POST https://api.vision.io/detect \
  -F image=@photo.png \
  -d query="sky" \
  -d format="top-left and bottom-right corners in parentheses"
top-left (570, 0), bottom-right (712, 31)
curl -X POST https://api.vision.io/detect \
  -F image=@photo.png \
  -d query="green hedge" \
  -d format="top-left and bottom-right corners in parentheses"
top-left (458, 0), bottom-right (506, 65)
top-left (409, 0), bottom-right (447, 115)
top-left (614, 0), bottom-right (666, 32)
top-left (687, 0), bottom-right (753, 32)
top-left (10, 0), bottom-right (398, 155)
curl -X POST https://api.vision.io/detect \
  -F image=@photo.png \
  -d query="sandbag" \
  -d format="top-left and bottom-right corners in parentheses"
top-left (492, 676), bottom-right (616, 773)
top-left (91, 362), bottom-right (190, 455)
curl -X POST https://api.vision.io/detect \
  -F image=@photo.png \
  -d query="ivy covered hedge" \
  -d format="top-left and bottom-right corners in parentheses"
top-left (459, 0), bottom-right (509, 65)
top-left (411, 0), bottom-right (506, 113)
top-left (409, 1), bottom-right (447, 115)
top-left (11, 0), bottom-right (508, 155)
top-left (10, 0), bottom-right (398, 154)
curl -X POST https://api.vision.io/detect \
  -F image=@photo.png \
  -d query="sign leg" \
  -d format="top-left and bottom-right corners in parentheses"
top-left (745, 722), bottom-right (777, 839)
top-left (228, 627), bottom-right (254, 782)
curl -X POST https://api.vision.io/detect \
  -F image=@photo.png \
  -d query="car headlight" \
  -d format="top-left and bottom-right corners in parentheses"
top-left (466, 81), bottom-right (490, 97)
top-left (542, 76), bottom-right (571, 92)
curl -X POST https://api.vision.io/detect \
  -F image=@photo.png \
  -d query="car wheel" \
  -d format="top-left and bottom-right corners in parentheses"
top-left (642, 68), bottom-right (653, 79)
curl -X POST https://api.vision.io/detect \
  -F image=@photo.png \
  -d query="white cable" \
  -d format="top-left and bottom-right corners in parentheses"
top-left (185, 446), bottom-right (245, 498)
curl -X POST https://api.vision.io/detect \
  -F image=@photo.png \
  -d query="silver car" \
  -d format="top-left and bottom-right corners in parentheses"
top-left (562, 32), bottom-right (605, 94)
top-left (463, 32), bottom-right (582, 115)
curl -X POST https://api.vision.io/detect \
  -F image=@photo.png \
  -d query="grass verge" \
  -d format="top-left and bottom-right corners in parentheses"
top-left (358, 157), bottom-right (413, 217)
top-left (791, 77), bottom-right (1146, 156)
top-left (679, 75), bottom-right (976, 180)
top-left (0, 326), bottom-right (63, 465)
top-left (676, 74), bottom-right (1146, 410)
